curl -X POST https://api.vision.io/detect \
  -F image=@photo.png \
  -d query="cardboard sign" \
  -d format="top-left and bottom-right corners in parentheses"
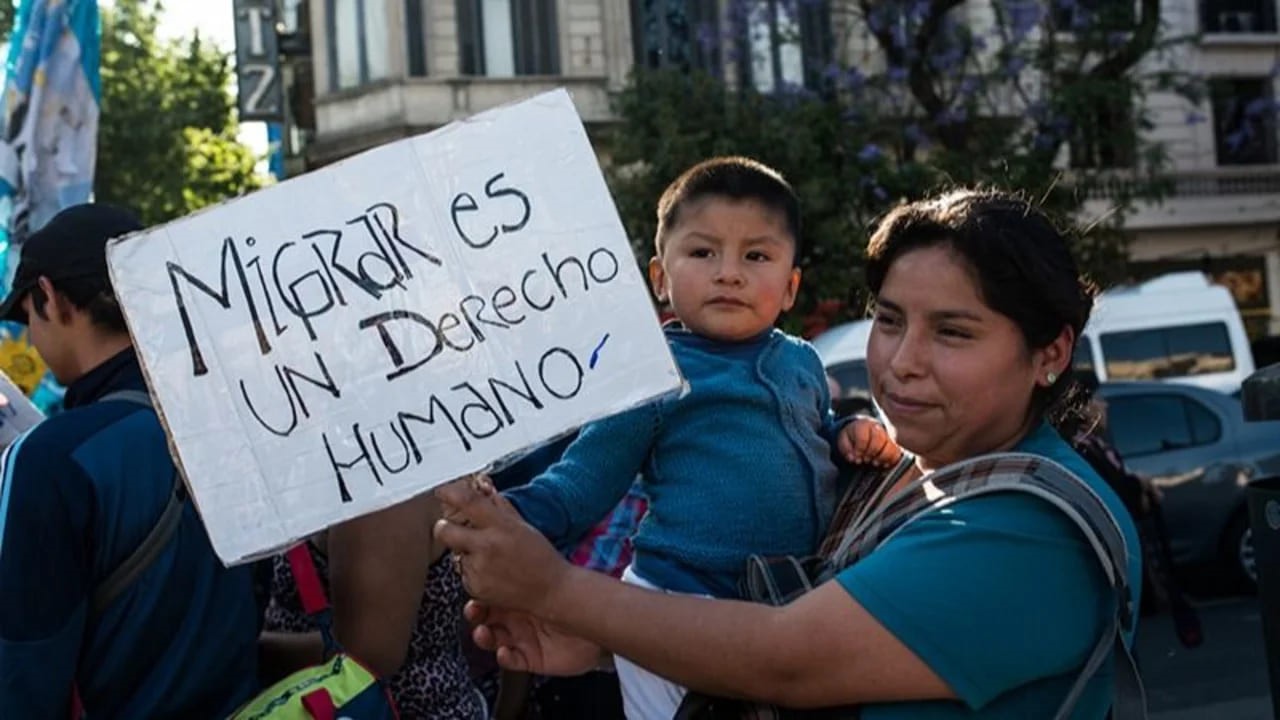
top-left (107, 90), bottom-right (682, 564)
top-left (0, 369), bottom-right (44, 449)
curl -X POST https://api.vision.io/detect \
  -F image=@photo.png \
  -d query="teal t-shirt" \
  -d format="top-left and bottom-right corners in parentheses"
top-left (837, 422), bottom-right (1142, 719)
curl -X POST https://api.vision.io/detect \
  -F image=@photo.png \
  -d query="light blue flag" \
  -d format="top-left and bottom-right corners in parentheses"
top-left (0, 0), bottom-right (100, 410)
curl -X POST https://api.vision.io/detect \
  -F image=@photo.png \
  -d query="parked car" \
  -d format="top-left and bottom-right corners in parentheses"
top-left (1099, 381), bottom-right (1280, 589)
top-left (811, 318), bottom-right (871, 405)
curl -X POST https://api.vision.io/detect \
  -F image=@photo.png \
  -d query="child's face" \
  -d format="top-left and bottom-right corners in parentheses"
top-left (648, 197), bottom-right (800, 342)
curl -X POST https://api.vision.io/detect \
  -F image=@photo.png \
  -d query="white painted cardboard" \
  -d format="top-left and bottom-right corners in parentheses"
top-left (107, 90), bottom-right (682, 564)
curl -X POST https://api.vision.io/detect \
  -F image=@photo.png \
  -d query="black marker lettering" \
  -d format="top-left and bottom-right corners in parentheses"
top-left (521, 269), bottom-right (555, 311)
top-left (459, 294), bottom-right (509, 340)
top-left (305, 232), bottom-right (348, 306)
top-left (368, 202), bottom-right (441, 271)
top-left (452, 381), bottom-right (505, 439)
top-left (324, 424), bottom-right (379, 503)
top-left (359, 310), bottom-right (444, 381)
top-left (281, 352), bottom-right (341, 418)
top-left (490, 285), bottom-right (525, 325)
top-left (543, 252), bottom-right (589, 298)
top-left (488, 361), bottom-right (542, 425)
top-left (539, 346), bottom-right (585, 400)
top-left (437, 312), bottom-right (474, 352)
top-left (167, 236), bottom-right (270, 376)
top-left (484, 172), bottom-right (531, 233)
top-left (239, 366), bottom-right (299, 437)
top-left (588, 247), bottom-right (621, 283)
top-left (246, 254), bottom-right (288, 337)
top-left (450, 192), bottom-right (497, 249)
top-left (370, 422), bottom-right (413, 474)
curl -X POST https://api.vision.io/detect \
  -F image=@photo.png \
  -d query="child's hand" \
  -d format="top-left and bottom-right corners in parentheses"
top-left (837, 417), bottom-right (903, 467)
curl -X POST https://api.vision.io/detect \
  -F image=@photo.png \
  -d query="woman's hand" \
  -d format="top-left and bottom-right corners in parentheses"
top-left (433, 475), bottom-right (572, 617)
top-left (466, 600), bottom-right (606, 676)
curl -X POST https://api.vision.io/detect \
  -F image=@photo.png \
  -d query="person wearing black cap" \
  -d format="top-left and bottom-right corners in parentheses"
top-left (0, 204), bottom-right (261, 718)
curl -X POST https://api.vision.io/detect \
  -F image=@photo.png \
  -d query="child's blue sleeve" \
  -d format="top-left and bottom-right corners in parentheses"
top-left (504, 401), bottom-right (660, 545)
top-left (811, 353), bottom-right (852, 451)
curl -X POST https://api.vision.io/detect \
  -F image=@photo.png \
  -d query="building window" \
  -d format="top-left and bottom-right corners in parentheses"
top-left (406, 0), bottom-right (427, 76)
top-left (740, 0), bottom-right (830, 93)
top-left (327, 0), bottom-right (389, 90)
top-left (1210, 77), bottom-right (1278, 165)
top-left (1069, 84), bottom-right (1136, 168)
top-left (631, 0), bottom-right (722, 75)
top-left (1052, 0), bottom-right (1136, 31)
top-left (1200, 0), bottom-right (1278, 33)
top-left (457, 0), bottom-right (559, 77)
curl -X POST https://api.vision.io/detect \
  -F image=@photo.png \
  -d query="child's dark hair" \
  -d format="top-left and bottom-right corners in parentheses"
top-left (654, 156), bottom-right (802, 264)
top-left (864, 188), bottom-right (1097, 426)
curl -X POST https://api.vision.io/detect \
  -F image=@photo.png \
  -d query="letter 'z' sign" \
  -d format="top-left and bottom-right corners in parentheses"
top-left (233, 0), bottom-right (283, 122)
top-left (106, 90), bottom-right (683, 565)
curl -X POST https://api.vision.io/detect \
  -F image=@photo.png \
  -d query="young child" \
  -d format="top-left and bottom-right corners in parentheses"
top-left (503, 156), bottom-right (898, 717)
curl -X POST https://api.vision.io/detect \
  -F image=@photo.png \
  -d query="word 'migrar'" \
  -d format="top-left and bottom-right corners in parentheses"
top-left (167, 202), bottom-right (442, 376)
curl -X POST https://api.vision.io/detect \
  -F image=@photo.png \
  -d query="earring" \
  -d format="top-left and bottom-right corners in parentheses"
top-left (1046, 371), bottom-right (1058, 384)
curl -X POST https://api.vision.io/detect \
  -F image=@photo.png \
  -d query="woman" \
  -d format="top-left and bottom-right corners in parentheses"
top-left (259, 493), bottom-right (489, 720)
top-left (434, 189), bottom-right (1144, 718)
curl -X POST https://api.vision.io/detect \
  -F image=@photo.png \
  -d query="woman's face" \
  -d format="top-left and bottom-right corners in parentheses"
top-left (866, 244), bottom-right (1070, 470)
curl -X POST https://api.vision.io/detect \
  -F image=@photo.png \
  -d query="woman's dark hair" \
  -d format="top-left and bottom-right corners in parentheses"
top-left (1058, 370), bottom-right (1104, 440)
top-left (864, 188), bottom-right (1097, 426)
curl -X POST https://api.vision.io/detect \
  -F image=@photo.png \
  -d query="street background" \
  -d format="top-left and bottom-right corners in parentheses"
top-left (1144, 584), bottom-right (1272, 719)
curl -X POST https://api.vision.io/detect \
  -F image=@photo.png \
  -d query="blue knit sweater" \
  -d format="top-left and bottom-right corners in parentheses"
top-left (506, 326), bottom-right (843, 597)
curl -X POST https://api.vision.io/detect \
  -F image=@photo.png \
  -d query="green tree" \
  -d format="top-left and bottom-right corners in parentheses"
top-left (0, 1), bottom-right (13, 40)
top-left (612, 0), bottom-right (1202, 336)
top-left (95, 0), bottom-right (263, 225)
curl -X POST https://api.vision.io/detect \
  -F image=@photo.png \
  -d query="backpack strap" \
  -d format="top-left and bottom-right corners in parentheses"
top-left (286, 542), bottom-right (342, 658)
top-left (830, 452), bottom-right (1147, 720)
top-left (88, 389), bottom-right (186, 621)
top-left (287, 543), bottom-right (331, 616)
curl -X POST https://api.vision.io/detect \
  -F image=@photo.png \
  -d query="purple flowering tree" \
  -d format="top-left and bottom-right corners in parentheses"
top-left (609, 0), bottom-right (1204, 334)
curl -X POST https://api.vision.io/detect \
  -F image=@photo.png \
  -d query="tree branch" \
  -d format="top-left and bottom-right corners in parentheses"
top-left (859, 0), bottom-right (968, 149)
top-left (908, 0), bottom-right (967, 120)
top-left (1091, 0), bottom-right (1161, 78)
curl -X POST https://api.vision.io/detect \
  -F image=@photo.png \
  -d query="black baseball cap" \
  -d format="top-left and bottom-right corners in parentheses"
top-left (0, 203), bottom-right (143, 324)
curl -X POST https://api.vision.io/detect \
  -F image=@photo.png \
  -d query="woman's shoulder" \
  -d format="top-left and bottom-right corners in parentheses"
top-left (1012, 423), bottom-right (1116, 500)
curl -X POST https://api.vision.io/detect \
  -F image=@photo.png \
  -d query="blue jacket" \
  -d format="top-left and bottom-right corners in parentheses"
top-left (0, 349), bottom-right (260, 718)
top-left (507, 327), bottom-right (843, 597)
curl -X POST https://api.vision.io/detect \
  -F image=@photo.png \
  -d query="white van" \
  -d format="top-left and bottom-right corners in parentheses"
top-left (1076, 272), bottom-right (1254, 394)
top-left (811, 272), bottom-right (1255, 396)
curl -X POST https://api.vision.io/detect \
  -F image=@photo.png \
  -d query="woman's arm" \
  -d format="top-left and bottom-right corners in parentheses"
top-left (328, 491), bottom-right (440, 677)
top-left (257, 631), bottom-right (325, 685)
top-left (437, 480), bottom-right (954, 708)
top-left (492, 670), bottom-right (532, 720)
top-left (535, 564), bottom-right (951, 707)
